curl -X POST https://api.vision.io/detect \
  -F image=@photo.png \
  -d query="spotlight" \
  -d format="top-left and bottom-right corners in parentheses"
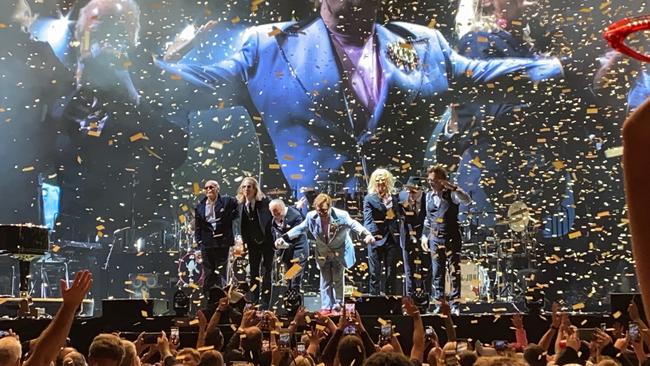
top-left (412, 289), bottom-right (430, 312)
top-left (173, 289), bottom-right (190, 317)
top-left (283, 289), bottom-right (302, 317)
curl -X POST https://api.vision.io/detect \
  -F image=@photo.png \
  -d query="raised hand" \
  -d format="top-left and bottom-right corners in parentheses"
top-left (511, 313), bottom-right (524, 330)
top-left (551, 302), bottom-right (561, 329)
top-left (217, 296), bottom-right (230, 312)
top-left (629, 301), bottom-right (641, 322)
top-left (402, 297), bottom-right (420, 317)
top-left (60, 270), bottom-right (93, 309)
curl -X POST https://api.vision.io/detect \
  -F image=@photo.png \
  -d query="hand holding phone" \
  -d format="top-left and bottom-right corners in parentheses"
top-left (629, 322), bottom-right (641, 343)
top-left (278, 332), bottom-right (291, 349)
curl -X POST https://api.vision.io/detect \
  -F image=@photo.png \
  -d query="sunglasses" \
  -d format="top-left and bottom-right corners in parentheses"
top-left (604, 15), bottom-right (650, 62)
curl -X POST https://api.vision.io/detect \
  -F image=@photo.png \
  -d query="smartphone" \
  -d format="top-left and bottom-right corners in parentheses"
top-left (297, 342), bottom-right (306, 354)
top-left (345, 302), bottom-right (356, 317)
top-left (601, 323), bottom-right (607, 331)
top-left (0, 331), bottom-right (9, 338)
top-left (343, 325), bottom-right (356, 334)
top-left (278, 332), bottom-right (291, 349)
top-left (170, 327), bottom-right (179, 345)
top-left (492, 340), bottom-right (507, 352)
top-left (143, 333), bottom-right (159, 344)
top-left (577, 328), bottom-right (596, 342)
top-left (630, 322), bottom-right (641, 343)
top-left (381, 324), bottom-right (392, 338)
top-left (425, 326), bottom-right (434, 337)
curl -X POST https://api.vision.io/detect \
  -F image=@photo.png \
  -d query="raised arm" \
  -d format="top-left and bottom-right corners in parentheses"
top-left (24, 271), bottom-right (93, 366)
top-left (404, 297), bottom-right (425, 362)
top-left (624, 97), bottom-right (650, 318)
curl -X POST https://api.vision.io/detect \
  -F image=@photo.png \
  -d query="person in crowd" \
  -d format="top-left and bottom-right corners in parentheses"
top-left (625, 98), bottom-right (650, 318)
top-left (194, 179), bottom-right (239, 294)
top-left (233, 176), bottom-right (275, 309)
top-left (421, 165), bottom-right (471, 313)
top-left (119, 340), bottom-right (139, 366)
top-left (278, 193), bottom-right (374, 314)
top-left (399, 176), bottom-right (431, 298)
top-left (363, 168), bottom-right (403, 296)
top-left (87, 334), bottom-right (125, 366)
top-left (269, 199), bottom-right (309, 292)
top-left (0, 335), bottom-right (21, 366)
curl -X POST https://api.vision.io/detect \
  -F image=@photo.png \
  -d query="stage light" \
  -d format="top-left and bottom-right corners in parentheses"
top-left (173, 289), bottom-right (190, 317)
top-left (135, 237), bottom-right (145, 252)
top-left (283, 288), bottom-right (302, 317)
top-left (30, 13), bottom-right (73, 60)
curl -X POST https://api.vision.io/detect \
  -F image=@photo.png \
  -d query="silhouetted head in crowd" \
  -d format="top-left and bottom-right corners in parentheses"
top-left (204, 328), bottom-right (224, 351)
top-left (198, 350), bottom-right (223, 366)
top-left (380, 344), bottom-right (396, 353)
top-left (523, 344), bottom-right (547, 366)
top-left (0, 336), bottom-right (21, 366)
top-left (289, 355), bottom-right (315, 366)
top-left (88, 334), bottom-right (125, 366)
top-left (119, 341), bottom-right (139, 366)
top-left (363, 352), bottom-right (412, 366)
top-left (63, 352), bottom-right (87, 366)
top-left (177, 348), bottom-right (200, 366)
top-left (474, 356), bottom-right (528, 366)
top-left (458, 350), bottom-right (478, 366)
top-left (336, 335), bottom-right (365, 366)
top-left (56, 347), bottom-right (78, 366)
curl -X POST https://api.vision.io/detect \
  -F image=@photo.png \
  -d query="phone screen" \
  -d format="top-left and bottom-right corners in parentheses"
top-left (297, 342), bottom-right (306, 354)
top-left (630, 323), bottom-right (641, 342)
top-left (381, 324), bottom-right (392, 338)
top-left (170, 327), bottom-right (179, 344)
top-left (425, 327), bottom-right (434, 336)
top-left (493, 340), bottom-right (507, 352)
top-left (279, 333), bottom-right (291, 348)
top-left (344, 325), bottom-right (356, 334)
top-left (345, 303), bottom-right (355, 316)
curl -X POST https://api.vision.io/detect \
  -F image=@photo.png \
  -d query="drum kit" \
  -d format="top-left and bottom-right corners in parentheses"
top-left (454, 200), bottom-right (538, 303)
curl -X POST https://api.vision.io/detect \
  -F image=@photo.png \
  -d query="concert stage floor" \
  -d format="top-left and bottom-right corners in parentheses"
top-left (0, 311), bottom-right (614, 355)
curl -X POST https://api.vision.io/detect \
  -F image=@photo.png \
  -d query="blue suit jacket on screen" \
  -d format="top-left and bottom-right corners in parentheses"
top-left (158, 17), bottom-right (563, 191)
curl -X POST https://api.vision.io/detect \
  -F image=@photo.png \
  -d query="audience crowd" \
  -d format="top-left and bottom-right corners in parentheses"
top-left (2, 270), bottom-right (650, 366)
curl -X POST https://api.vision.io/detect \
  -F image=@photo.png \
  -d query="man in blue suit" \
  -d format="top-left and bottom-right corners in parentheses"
top-left (157, 0), bottom-right (568, 192)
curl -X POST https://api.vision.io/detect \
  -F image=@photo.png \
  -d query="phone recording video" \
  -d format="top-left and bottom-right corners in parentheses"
top-left (278, 332), bottom-right (291, 349)
top-left (170, 327), bottom-right (180, 345)
top-left (629, 322), bottom-right (641, 343)
top-left (381, 323), bottom-right (392, 338)
top-left (343, 324), bottom-right (356, 335)
top-left (297, 342), bottom-right (306, 354)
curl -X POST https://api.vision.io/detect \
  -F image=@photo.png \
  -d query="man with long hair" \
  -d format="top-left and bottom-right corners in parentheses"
top-left (278, 193), bottom-right (374, 313)
top-left (363, 168), bottom-right (402, 295)
top-left (234, 176), bottom-right (274, 309)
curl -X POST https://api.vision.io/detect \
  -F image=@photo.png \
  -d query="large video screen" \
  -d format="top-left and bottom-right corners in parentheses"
top-left (0, 0), bottom-right (645, 309)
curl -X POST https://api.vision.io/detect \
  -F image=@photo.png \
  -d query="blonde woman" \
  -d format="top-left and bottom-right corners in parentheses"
top-left (233, 176), bottom-right (274, 309)
top-left (363, 168), bottom-right (402, 296)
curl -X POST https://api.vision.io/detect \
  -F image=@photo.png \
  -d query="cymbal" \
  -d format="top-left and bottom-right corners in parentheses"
top-left (508, 201), bottom-right (530, 232)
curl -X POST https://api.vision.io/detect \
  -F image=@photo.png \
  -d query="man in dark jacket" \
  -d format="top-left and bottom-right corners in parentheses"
top-left (195, 180), bottom-right (239, 294)
top-left (269, 199), bottom-right (308, 292)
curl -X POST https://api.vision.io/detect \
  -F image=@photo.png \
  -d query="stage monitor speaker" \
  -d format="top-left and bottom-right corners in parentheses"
top-left (353, 295), bottom-right (403, 316)
top-left (102, 298), bottom-right (169, 320)
top-left (610, 293), bottom-right (645, 323)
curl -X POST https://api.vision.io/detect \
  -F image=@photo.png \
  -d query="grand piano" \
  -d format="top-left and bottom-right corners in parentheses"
top-left (0, 224), bottom-right (49, 316)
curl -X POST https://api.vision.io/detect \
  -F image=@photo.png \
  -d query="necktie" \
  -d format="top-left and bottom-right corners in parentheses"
top-left (247, 202), bottom-right (253, 214)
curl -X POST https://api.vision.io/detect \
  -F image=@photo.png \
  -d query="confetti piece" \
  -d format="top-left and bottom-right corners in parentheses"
top-left (129, 132), bottom-right (148, 142)
top-left (284, 263), bottom-right (302, 280)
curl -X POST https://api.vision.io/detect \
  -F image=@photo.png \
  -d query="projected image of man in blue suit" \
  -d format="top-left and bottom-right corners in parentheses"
top-left (158, 0), bottom-right (573, 192)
